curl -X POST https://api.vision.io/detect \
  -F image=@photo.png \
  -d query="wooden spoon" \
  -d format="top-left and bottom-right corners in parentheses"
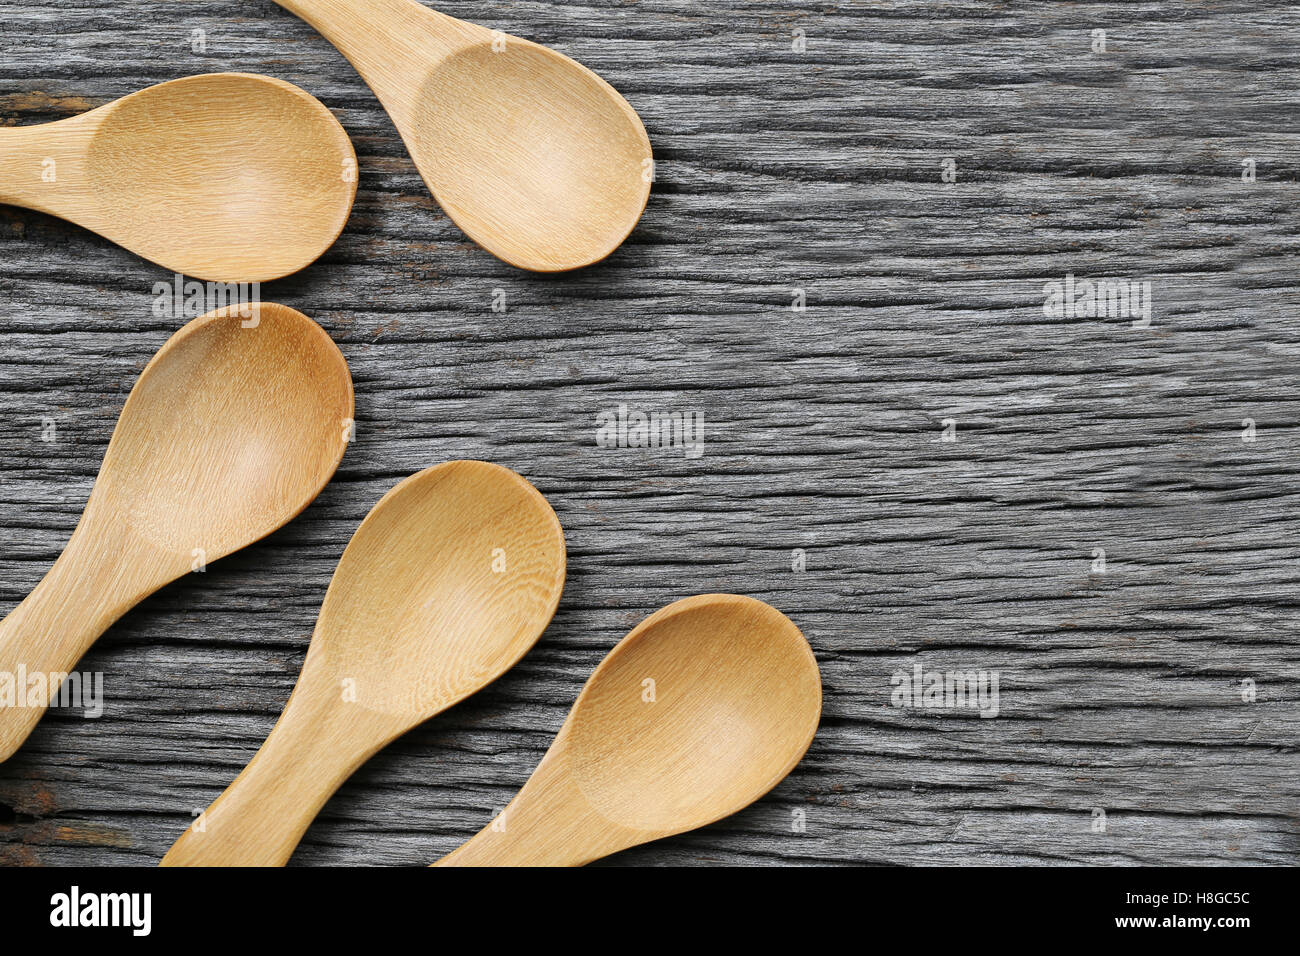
top-left (0, 304), bottom-right (353, 762)
top-left (272, 0), bottom-right (652, 271)
top-left (0, 73), bottom-right (357, 282)
top-left (161, 461), bottom-right (567, 866)
top-left (436, 594), bottom-right (822, 866)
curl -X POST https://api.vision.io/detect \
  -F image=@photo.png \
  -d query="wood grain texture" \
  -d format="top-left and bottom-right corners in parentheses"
top-left (0, 0), bottom-right (1298, 866)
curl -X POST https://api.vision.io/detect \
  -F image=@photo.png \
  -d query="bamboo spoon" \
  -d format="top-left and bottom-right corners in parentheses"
top-left (0, 73), bottom-right (356, 282)
top-left (436, 594), bottom-right (821, 866)
top-left (161, 461), bottom-right (567, 867)
top-left (0, 304), bottom-right (353, 762)
top-left (271, 0), bottom-right (652, 271)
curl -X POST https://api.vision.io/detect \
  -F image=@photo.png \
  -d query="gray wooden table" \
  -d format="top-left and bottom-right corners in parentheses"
top-left (0, 0), bottom-right (1297, 866)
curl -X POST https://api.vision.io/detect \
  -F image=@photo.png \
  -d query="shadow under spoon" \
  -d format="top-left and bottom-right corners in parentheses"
top-left (0, 304), bottom-right (354, 762)
top-left (161, 461), bottom-right (567, 867)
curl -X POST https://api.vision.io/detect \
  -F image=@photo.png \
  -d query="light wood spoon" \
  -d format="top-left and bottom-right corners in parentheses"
top-left (0, 303), bottom-right (353, 762)
top-left (0, 73), bottom-right (357, 282)
top-left (272, 0), bottom-right (652, 271)
top-left (436, 594), bottom-right (822, 866)
top-left (161, 460), bottom-right (567, 866)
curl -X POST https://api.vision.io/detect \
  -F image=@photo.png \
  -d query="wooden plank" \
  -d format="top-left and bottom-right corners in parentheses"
top-left (0, 0), bottom-right (1297, 865)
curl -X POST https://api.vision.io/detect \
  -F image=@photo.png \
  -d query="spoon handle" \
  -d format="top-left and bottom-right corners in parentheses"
top-left (271, 0), bottom-right (475, 116)
top-left (434, 746), bottom-right (629, 867)
top-left (0, 124), bottom-right (53, 210)
top-left (161, 663), bottom-right (405, 867)
top-left (0, 525), bottom-right (160, 762)
top-left (0, 120), bottom-right (90, 215)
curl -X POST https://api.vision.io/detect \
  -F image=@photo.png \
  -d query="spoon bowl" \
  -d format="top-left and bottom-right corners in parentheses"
top-left (161, 461), bottom-right (567, 866)
top-left (410, 38), bottom-right (652, 271)
top-left (437, 594), bottom-right (822, 866)
top-left (0, 74), bottom-right (356, 281)
top-left (275, 0), bottom-right (651, 271)
top-left (314, 461), bottom-right (568, 718)
top-left (98, 303), bottom-right (354, 558)
top-left (568, 595), bottom-right (821, 832)
top-left (0, 303), bottom-right (353, 761)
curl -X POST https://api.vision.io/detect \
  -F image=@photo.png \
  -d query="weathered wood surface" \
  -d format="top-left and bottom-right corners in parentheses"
top-left (0, 0), bottom-right (1297, 866)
